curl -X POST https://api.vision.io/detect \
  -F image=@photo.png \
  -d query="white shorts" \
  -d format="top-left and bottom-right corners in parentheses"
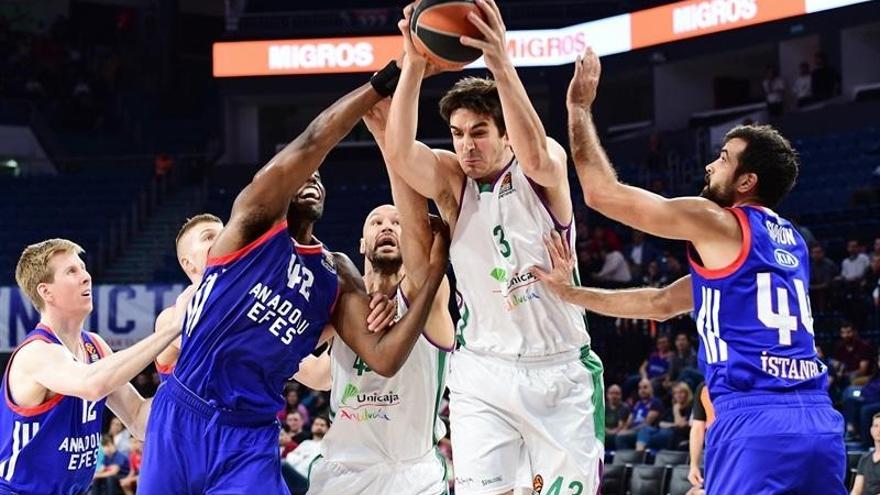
top-left (307, 449), bottom-right (448, 495)
top-left (447, 347), bottom-right (605, 495)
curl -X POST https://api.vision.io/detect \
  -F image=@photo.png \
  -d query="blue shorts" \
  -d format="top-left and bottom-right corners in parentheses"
top-left (706, 391), bottom-right (846, 495)
top-left (138, 376), bottom-right (289, 495)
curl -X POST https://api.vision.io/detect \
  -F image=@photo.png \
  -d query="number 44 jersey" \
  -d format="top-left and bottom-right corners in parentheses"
top-left (688, 206), bottom-right (827, 400)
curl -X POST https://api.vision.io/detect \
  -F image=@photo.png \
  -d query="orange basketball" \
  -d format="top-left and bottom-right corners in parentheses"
top-left (411, 0), bottom-right (487, 69)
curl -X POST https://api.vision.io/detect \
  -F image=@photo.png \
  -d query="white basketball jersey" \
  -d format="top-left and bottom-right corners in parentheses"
top-left (321, 286), bottom-right (449, 466)
top-left (450, 159), bottom-right (590, 358)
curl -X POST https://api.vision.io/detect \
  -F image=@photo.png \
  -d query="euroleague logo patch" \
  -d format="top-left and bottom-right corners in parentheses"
top-left (532, 474), bottom-right (544, 494)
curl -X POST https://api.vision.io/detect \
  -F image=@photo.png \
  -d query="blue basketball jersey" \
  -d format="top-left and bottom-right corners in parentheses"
top-left (0, 325), bottom-right (107, 495)
top-left (688, 206), bottom-right (827, 400)
top-left (173, 221), bottom-right (338, 418)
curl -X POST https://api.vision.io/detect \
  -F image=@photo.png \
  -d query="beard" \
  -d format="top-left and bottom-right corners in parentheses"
top-left (288, 200), bottom-right (324, 223)
top-left (699, 181), bottom-right (735, 207)
top-left (368, 249), bottom-right (402, 275)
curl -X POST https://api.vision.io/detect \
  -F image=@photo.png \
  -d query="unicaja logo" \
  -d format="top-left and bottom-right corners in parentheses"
top-left (341, 383), bottom-right (359, 405)
top-left (340, 383), bottom-right (401, 407)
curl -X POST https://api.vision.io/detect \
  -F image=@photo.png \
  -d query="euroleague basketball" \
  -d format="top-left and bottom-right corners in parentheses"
top-left (410, 0), bottom-right (487, 68)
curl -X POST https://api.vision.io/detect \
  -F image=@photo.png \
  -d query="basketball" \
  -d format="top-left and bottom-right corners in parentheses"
top-left (410, 0), bottom-right (486, 69)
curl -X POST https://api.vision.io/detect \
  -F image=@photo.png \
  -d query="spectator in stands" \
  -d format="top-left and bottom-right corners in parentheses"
top-left (615, 378), bottom-right (663, 450)
top-left (636, 382), bottom-right (693, 451)
top-left (278, 386), bottom-right (311, 425)
top-left (642, 260), bottom-right (668, 288)
top-left (639, 334), bottom-right (673, 389)
top-left (605, 384), bottom-right (631, 450)
top-left (108, 417), bottom-right (131, 456)
top-left (669, 333), bottom-right (700, 389)
top-left (851, 413), bottom-right (880, 495)
top-left (810, 244), bottom-right (839, 311)
top-left (279, 428), bottom-right (297, 458)
top-left (283, 415), bottom-right (330, 495)
top-left (118, 438), bottom-right (142, 495)
top-left (593, 242), bottom-right (632, 284)
top-left (841, 239), bottom-right (871, 284)
top-left (793, 61), bottom-right (813, 107)
top-left (842, 353), bottom-right (880, 444)
top-left (840, 239), bottom-right (873, 327)
top-left (93, 434), bottom-right (130, 495)
top-left (627, 230), bottom-right (658, 280)
top-left (285, 411), bottom-right (310, 444)
top-left (810, 51), bottom-right (840, 102)
top-left (762, 65), bottom-right (785, 116)
top-left (833, 321), bottom-right (874, 386)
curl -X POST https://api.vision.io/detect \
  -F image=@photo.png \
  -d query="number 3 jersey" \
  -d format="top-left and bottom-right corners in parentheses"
top-left (0, 325), bottom-right (106, 495)
top-left (174, 221), bottom-right (338, 418)
top-left (688, 206), bottom-right (827, 400)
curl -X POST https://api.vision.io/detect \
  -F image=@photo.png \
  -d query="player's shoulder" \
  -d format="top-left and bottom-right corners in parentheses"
top-left (155, 306), bottom-right (175, 329)
top-left (13, 337), bottom-right (66, 371)
top-left (330, 252), bottom-right (366, 293)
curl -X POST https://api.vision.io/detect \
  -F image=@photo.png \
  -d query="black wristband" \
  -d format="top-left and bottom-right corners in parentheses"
top-left (370, 60), bottom-right (402, 97)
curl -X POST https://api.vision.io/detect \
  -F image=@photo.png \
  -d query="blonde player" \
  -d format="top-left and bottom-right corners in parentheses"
top-left (384, 2), bottom-right (604, 494)
top-left (308, 99), bottom-right (455, 495)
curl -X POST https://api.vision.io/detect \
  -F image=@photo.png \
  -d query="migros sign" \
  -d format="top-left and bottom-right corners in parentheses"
top-left (213, 0), bottom-right (872, 77)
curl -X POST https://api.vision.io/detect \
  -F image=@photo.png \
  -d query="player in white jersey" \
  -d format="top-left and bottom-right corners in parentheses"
top-left (384, 3), bottom-right (604, 494)
top-left (308, 99), bottom-right (455, 495)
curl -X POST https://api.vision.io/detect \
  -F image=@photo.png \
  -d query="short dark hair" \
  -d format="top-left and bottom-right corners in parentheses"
top-left (872, 411), bottom-right (880, 422)
top-left (439, 77), bottom-right (506, 135)
top-left (313, 415), bottom-right (331, 426)
top-left (175, 213), bottom-right (222, 246)
top-left (723, 124), bottom-right (799, 208)
top-left (101, 434), bottom-right (114, 447)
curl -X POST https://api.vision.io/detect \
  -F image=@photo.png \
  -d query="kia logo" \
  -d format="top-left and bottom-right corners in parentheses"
top-left (774, 249), bottom-right (799, 268)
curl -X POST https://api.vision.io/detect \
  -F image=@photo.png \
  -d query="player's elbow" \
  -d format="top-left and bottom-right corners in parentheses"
top-left (78, 383), bottom-right (109, 402)
top-left (370, 359), bottom-right (403, 378)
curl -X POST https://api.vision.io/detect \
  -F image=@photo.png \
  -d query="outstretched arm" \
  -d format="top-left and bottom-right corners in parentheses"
top-left (530, 232), bottom-right (693, 320)
top-left (330, 224), bottom-right (450, 376)
top-left (383, 6), bottom-right (461, 204)
top-left (365, 100), bottom-right (456, 350)
top-left (10, 285), bottom-right (194, 408)
top-left (462, 0), bottom-right (569, 193)
top-left (210, 81), bottom-right (385, 259)
top-left (566, 48), bottom-right (738, 248)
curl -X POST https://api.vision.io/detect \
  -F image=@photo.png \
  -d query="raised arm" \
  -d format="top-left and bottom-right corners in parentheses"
top-left (330, 224), bottom-right (449, 377)
top-left (365, 99), bottom-right (456, 350)
top-left (383, 7), bottom-right (462, 204)
top-left (530, 232), bottom-right (693, 321)
top-left (210, 81), bottom-right (385, 259)
top-left (461, 0), bottom-right (569, 195)
top-left (10, 285), bottom-right (194, 405)
top-left (566, 48), bottom-right (739, 251)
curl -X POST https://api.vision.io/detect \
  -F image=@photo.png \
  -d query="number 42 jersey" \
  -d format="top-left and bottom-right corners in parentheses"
top-left (688, 206), bottom-right (827, 400)
top-left (174, 221), bottom-right (339, 418)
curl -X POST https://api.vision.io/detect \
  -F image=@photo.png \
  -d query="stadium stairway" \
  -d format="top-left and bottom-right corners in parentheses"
top-left (101, 182), bottom-right (207, 284)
